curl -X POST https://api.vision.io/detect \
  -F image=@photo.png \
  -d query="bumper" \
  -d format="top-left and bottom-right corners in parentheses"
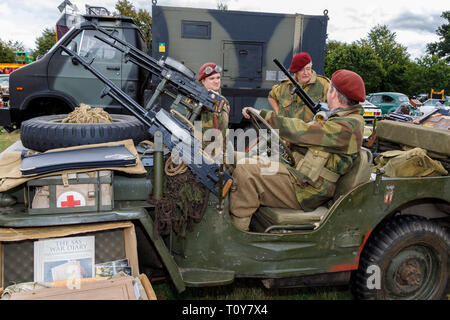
top-left (0, 106), bottom-right (12, 127)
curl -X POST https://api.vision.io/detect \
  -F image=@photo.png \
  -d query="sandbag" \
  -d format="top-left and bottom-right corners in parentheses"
top-left (373, 147), bottom-right (448, 177)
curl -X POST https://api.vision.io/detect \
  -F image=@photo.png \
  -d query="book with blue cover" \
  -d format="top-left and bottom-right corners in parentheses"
top-left (21, 144), bottom-right (136, 176)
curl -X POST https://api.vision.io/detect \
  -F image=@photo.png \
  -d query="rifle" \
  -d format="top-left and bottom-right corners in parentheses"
top-left (273, 58), bottom-right (326, 116)
top-left (59, 45), bottom-right (232, 196)
top-left (89, 23), bottom-right (225, 120)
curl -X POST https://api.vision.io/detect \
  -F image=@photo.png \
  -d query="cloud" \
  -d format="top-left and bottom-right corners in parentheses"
top-left (1, 0), bottom-right (447, 58)
top-left (386, 11), bottom-right (445, 34)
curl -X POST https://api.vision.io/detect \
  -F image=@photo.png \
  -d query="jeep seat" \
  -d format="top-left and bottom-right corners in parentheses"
top-left (253, 149), bottom-right (372, 232)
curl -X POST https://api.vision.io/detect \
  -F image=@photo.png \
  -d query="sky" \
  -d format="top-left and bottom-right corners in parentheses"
top-left (0, 0), bottom-right (447, 60)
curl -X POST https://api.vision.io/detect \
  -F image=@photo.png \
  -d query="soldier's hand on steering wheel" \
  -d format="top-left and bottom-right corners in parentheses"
top-left (242, 107), bottom-right (259, 119)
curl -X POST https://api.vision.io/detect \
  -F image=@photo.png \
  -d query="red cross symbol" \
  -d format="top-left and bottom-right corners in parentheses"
top-left (61, 195), bottom-right (81, 207)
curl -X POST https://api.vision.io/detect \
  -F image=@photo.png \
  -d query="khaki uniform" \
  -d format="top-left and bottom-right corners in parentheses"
top-left (269, 71), bottom-right (330, 121)
top-left (230, 105), bottom-right (365, 230)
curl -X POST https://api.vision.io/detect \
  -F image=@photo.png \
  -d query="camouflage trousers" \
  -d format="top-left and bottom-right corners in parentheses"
top-left (229, 156), bottom-right (301, 231)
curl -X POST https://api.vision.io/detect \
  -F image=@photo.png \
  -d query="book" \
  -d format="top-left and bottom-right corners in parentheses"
top-left (95, 258), bottom-right (132, 277)
top-left (34, 236), bottom-right (95, 283)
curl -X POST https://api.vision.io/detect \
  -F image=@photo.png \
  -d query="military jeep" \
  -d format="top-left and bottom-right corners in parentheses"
top-left (0, 27), bottom-right (448, 300)
top-left (0, 117), bottom-right (448, 300)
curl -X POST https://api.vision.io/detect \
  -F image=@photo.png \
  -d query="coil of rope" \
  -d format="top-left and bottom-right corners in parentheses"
top-left (62, 103), bottom-right (113, 123)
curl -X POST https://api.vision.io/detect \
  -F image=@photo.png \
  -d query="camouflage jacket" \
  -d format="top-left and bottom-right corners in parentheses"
top-left (268, 70), bottom-right (330, 121)
top-left (260, 105), bottom-right (365, 211)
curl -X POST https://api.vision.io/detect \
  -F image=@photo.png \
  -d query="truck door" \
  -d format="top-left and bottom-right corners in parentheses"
top-left (48, 28), bottom-right (123, 112)
top-left (121, 28), bottom-right (147, 105)
top-left (222, 41), bottom-right (263, 83)
top-left (222, 41), bottom-right (264, 122)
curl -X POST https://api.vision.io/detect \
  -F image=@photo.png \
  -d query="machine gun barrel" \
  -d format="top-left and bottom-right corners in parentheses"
top-left (273, 58), bottom-right (323, 115)
top-left (59, 45), bottom-right (231, 196)
top-left (59, 45), bottom-right (153, 127)
top-left (91, 23), bottom-right (223, 113)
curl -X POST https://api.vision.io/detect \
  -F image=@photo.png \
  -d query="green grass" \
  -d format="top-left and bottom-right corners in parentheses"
top-left (152, 278), bottom-right (353, 300)
top-left (0, 128), bottom-right (20, 152)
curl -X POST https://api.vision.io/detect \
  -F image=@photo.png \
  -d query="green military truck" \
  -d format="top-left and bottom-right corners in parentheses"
top-left (151, 4), bottom-right (329, 125)
top-left (0, 3), bottom-right (328, 131)
top-left (0, 22), bottom-right (448, 299)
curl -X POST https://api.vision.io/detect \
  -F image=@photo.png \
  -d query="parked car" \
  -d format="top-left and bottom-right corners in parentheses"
top-left (0, 74), bottom-right (8, 86)
top-left (418, 99), bottom-right (450, 116)
top-left (423, 98), bottom-right (444, 107)
top-left (361, 100), bottom-right (382, 122)
top-left (416, 93), bottom-right (428, 102)
top-left (420, 99), bottom-right (445, 114)
top-left (366, 92), bottom-right (412, 115)
top-left (0, 74), bottom-right (9, 108)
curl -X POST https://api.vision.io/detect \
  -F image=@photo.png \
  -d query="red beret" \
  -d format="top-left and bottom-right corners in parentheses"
top-left (331, 69), bottom-right (366, 102)
top-left (289, 52), bottom-right (311, 73)
top-left (198, 62), bottom-right (220, 82)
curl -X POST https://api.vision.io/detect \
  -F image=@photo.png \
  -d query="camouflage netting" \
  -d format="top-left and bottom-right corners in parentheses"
top-left (147, 157), bottom-right (209, 239)
top-left (62, 103), bottom-right (113, 123)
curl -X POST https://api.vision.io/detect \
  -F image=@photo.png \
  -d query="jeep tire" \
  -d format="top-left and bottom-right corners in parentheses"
top-left (351, 215), bottom-right (449, 300)
top-left (20, 114), bottom-right (150, 152)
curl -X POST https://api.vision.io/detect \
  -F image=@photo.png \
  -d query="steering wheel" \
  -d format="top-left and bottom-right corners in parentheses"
top-left (247, 108), bottom-right (296, 166)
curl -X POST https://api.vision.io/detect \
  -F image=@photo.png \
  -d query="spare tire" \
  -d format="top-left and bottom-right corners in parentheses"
top-left (21, 114), bottom-right (150, 152)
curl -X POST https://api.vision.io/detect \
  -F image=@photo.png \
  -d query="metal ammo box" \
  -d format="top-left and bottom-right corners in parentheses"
top-left (26, 170), bottom-right (114, 214)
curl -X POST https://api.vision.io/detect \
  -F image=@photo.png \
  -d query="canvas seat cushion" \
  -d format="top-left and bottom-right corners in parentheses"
top-left (258, 206), bottom-right (328, 225)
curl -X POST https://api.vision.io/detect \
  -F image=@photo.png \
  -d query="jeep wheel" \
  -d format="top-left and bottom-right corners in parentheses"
top-left (351, 215), bottom-right (449, 300)
top-left (20, 114), bottom-right (150, 152)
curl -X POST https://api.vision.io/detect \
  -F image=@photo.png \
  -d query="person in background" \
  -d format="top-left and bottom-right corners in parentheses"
top-left (268, 52), bottom-right (330, 121)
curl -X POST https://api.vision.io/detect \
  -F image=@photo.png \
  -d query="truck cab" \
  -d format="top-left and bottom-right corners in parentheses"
top-left (1, 14), bottom-right (149, 131)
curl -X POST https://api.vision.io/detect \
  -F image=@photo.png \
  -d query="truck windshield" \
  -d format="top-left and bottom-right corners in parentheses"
top-left (62, 29), bottom-right (119, 61)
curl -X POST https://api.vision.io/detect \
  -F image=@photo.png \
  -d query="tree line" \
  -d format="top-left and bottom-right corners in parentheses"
top-left (324, 17), bottom-right (449, 97)
top-left (1, 1), bottom-right (448, 98)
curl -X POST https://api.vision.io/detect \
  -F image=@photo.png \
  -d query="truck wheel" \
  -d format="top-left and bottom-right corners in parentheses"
top-left (351, 215), bottom-right (449, 300)
top-left (20, 114), bottom-right (150, 152)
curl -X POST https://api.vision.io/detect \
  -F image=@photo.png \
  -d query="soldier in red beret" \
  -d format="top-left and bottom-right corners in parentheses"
top-left (268, 52), bottom-right (330, 121)
top-left (231, 70), bottom-right (366, 231)
top-left (191, 62), bottom-right (230, 153)
top-left (198, 62), bottom-right (222, 90)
